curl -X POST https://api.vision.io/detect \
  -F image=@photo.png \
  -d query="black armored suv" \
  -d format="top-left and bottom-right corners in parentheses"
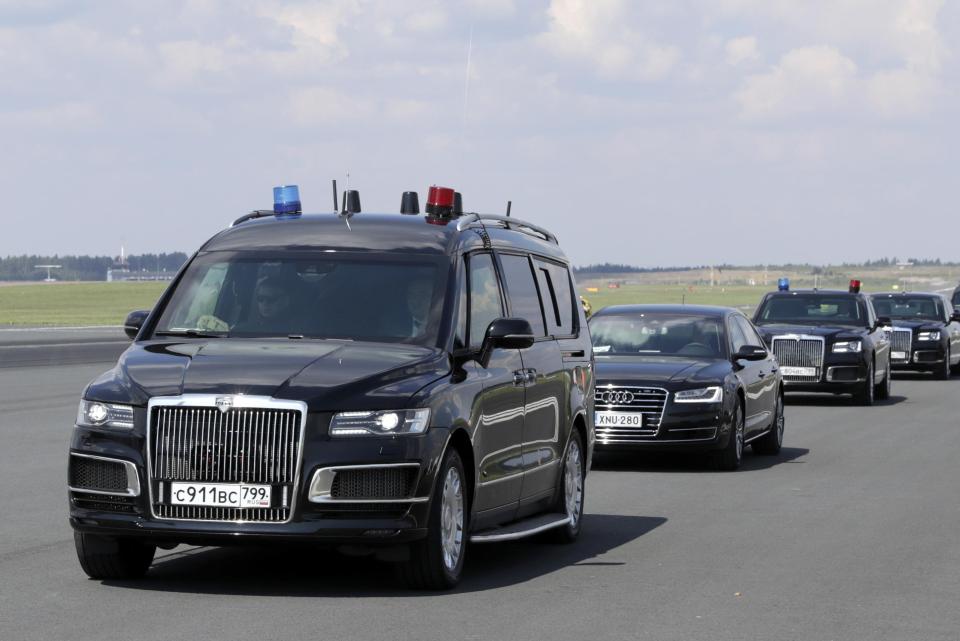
top-left (67, 185), bottom-right (594, 589)
top-left (870, 292), bottom-right (960, 378)
top-left (752, 280), bottom-right (891, 405)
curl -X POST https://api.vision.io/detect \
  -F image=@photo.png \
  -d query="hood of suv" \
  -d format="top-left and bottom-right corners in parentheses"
top-left (84, 339), bottom-right (449, 411)
top-left (754, 323), bottom-right (869, 345)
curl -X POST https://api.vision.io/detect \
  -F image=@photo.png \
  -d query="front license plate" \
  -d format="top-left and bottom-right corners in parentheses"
top-left (892, 351), bottom-right (907, 360)
top-left (596, 411), bottom-right (645, 428)
top-left (170, 483), bottom-right (271, 508)
top-left (781, 366), bottom-right (817, 377)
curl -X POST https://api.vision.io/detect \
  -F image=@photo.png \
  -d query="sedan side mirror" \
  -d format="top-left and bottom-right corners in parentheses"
top-left (124, 310), bottom-right (150, 340)
top-left (478, 317), bottom-right (535, 367)
top-left (733, 345), bottom-right (767, 362)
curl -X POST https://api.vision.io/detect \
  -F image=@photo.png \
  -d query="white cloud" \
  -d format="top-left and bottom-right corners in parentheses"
top-left (736, 45), bottom-right (857, 118)
top-left (404, 8), bottom-right (447, 34)
top-left (288, 87), bottom-right (375, 126)
top-left (725, 36), bottom-right (760, 65)
top-left (537, 0), bottom-right (680, 80)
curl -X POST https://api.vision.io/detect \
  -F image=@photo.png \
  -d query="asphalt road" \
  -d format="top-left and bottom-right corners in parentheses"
top-left (2, 357), bottom-right (959, 641)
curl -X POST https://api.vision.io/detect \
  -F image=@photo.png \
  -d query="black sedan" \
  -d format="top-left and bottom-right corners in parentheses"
top-left (870, 292), bottom-right (960, 378)
top-left (589, 305), bottom-right (784, 471)
top-left (752, 286), bottom-right (892, 405)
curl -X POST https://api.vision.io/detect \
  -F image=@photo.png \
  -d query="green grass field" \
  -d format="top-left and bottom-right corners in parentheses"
top-left (0, 282), bottom-right (168, 326)
top-left (579, 284), bottom-right (764, 313)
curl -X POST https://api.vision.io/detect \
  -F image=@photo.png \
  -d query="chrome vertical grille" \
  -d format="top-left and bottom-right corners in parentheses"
top-left (772, 336), bottom-right (825, 383)
top-left (148, 397), bottom-right (305, 523)
top-left (889, 328), bottom-right (912, 363)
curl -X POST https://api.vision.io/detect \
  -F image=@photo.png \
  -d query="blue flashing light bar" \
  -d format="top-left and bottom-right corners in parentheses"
top-left (778, 277), bottom-right (790, 291)
top-left (273, 185), bottom-right (302, 215)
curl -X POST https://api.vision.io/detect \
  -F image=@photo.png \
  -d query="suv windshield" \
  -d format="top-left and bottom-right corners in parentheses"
top-left (589, 313), bottom-right (725, 358)
top-left (153, 252), bottom-right (446, 344)
top-left (871, 296), bottom-right (943, 322)
top-left (755, 294), bottom-right (867, 328)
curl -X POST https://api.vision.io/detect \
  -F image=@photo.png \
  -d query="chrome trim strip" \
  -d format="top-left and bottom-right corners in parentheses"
top-left (146, 394), bottom-right (307, 525)
top-left (470, 515), bottom-right (571, 543)
top-left (68, 452), bottom-right (140, 497)
top-left (307, 463), bottom-right (428, 503)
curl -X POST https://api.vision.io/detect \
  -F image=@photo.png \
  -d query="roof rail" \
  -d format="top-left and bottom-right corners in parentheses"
top-left (456, 213), bottom-right (558, 244)
top-left (231, 210), bottom-right (276, 227)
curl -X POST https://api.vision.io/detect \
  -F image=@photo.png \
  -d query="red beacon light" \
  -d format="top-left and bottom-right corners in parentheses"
top-left (849, 279), bottom-right (862, 293)
top-left (425, 185), bottom-right (456, 217)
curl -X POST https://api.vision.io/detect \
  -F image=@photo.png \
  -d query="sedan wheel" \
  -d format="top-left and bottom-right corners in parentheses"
top-left (716, 403), bottom-right (744, 471)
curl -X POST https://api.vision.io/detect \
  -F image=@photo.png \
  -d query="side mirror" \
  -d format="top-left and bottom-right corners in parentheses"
top-left (124, 310), bottom-right (150, 340)
top-left (478, 317), bottom-right (535, 367)
top-left (733, 345), bottom-right (767, 362)
top-left (876, 316), bottom-right (892, 330)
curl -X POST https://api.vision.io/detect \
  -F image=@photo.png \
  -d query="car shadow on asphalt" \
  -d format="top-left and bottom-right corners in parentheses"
top-left (102, 513), bottom-right (665, 596)
top-left (784, 393), bottom-right (907, 407)
top-left (591, 446), bottom-right (809, 473)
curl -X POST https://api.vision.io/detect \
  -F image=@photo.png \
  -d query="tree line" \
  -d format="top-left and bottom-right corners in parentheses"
top-left (0, 253), bottom-right (189, 281)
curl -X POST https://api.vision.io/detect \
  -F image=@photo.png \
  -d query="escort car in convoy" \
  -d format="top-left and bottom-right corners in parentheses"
top-left (752, 279), bottom-right (891, 405)
top-left (870, 292), bottom-right (960, 378)
top-left (67, 184), bottom-right (594, 590)
top-left (589, 305), bottom-right (784, 471)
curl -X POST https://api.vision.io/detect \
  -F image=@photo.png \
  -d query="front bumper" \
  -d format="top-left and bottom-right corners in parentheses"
top-left (594, 405), bottom-right (730, 452)
top-left (68, 423), bottom-right (449, 545)
top-left (890, 344), bottom-right (946, 371)
top-left (781, 354), bottom-right (869, 393)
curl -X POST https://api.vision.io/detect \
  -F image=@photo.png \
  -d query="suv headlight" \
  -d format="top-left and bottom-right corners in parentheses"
top-left (330, 409), bottom-right (430, 437)
top-left (918, 331), bottom-right (941, 341)
top-left (674, 386), bottom-right (723, 403)
top-left (832, 340), bottom-right (862, 353)
top-left (77, 400), bottom-right (135, 429)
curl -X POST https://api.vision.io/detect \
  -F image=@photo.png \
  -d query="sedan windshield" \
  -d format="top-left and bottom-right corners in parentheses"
top-left (153, 251), bottom-right (446, 344)
top-left (589, 313), bottom-right (725, 358)
top-left (755, 294), bottom-right (867, 328)
top-left (871, 296), bottom-right (943, 322)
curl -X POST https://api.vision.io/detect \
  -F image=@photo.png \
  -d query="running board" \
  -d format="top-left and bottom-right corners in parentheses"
top-left (470, 513), bottom-right (571, 543)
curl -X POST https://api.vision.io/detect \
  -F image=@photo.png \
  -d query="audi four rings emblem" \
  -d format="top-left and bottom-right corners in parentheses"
top-left (602, 391), bottom-right (635, 404)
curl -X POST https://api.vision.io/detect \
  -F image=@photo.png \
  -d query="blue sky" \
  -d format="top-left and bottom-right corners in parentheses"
top-left (2, 0), bottom-right (957, 266)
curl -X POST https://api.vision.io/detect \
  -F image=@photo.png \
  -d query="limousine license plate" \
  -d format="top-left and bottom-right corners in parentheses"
top-left (170, 483), bottom-right (271, 508)
top-left (596, 411), bottom-right (645, 428)
top-left (892, 351), bottom-right (907, 360)
top-left (780, 366), bottom-right (817, 377)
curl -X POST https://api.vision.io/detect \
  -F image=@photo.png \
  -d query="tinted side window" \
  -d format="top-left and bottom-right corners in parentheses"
top-left (468, 253), bottom-right (503, 349)
top-left (736, 316), bottom-right (765, 349)
top-left (728, 316), bottom-right (748, 352)
top-left (535, 259), bottom-right (575, 336)
top-left (499, 254), bottom-right (546, 336)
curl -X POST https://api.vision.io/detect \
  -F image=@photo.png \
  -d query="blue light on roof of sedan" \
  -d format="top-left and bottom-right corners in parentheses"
top-left (778, 277), bottom-right (789, 291)
top-left (273, 185), bottom-right (302, 215)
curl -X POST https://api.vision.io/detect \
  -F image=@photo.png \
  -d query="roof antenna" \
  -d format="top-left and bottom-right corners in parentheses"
top-left (331, 179), bottom-right (338, 212)
top-left (505, 200), bottom-right (512, 217)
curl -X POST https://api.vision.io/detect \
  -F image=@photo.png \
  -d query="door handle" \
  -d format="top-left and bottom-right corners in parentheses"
top-left (513, 371), bottom-right (526, 386)
top-left (525, 368), bottom-right (537, 384)
top-left (758, 371), bottom-right (766, 378)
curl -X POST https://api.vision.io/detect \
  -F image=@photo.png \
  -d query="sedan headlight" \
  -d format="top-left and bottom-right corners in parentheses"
top-left (832, 340), bottom-right (862, 353)
top-left (330, 409), bottom-right (430, 437)
top-left (76, 400), bottom-right (135, 429)
top-left (674, 386), bottom-right (723, 403)
top-left (918, 331), bottom-right (941, 341)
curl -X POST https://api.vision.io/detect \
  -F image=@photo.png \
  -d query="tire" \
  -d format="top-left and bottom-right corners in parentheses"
top-left (548, 429), bottom-right (586, 543)
top-left (752, 392), bottom-right (784, 456)
top-left (74, 532), bottom-right (155, 580)
top-left (715, 401), bottom-right (744, 471)
top-left (855, 361), bottom-right (875, 406)
top-left (935, 347), bottom-right (951, 380)
top-left (876, 361), bottom-right (892, 399)
top-left (398, 448), bottom-right (467, 590)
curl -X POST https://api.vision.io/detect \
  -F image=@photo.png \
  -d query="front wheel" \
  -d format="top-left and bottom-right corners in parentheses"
top-left (876, 361), bottom-right (892, 399)
top-left (752, 393), bottom-right (784, 455)
top-left (716, 402), bottom-right (744, 471)
top-left (936, 347), bottom-right (951, 380)
top-left (398, 448), bottom-right (467, 590)
top-left (548, 430), bottom-right (585, 543)
top-left (74, 532), bottom-right (155, 580)
top-left (855, 361), bottom-right (875, 406)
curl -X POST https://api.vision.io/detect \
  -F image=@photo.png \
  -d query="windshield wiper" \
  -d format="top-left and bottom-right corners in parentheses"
top-left (154, 329), bottom-right (229, 338)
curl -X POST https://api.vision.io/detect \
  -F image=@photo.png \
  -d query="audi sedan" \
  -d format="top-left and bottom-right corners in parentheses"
top-left (589, 305), bottom-right (784, 471)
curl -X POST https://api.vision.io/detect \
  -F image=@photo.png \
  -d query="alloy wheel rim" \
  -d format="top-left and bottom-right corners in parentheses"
top-left (776, 396), bottom-right (785, 445)
top-left (735, 411), bottom-right (744, 460)
top-left (564, 440), bottom-right (584, 527)
top-left (440, 466), bottom-right (464, 572)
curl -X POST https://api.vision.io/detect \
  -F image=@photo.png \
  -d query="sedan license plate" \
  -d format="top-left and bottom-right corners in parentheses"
top-left (892, 351), bottom-right (907, 360)
top-left (780, 366), bottom-right (817, 377)
top-left (170, 483), bottom-right (271, 508)
top-left (596, 411), bottom-right (645, 428)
